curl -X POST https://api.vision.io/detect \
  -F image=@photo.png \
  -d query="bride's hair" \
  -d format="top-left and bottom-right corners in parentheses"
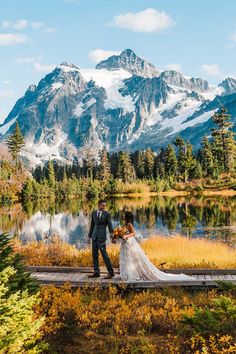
top-left (125, 211), bottom-right (134, 225)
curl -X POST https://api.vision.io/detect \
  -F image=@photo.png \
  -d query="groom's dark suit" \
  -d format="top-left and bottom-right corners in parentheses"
top-left (88, 210), bottom-right (114, 275)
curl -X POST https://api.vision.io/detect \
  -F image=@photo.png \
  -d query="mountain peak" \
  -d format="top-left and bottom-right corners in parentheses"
top-left (160, 70), bottom-right (209, 92)
top-left (219, 77), bottom-right (236, 94)
top-left (57, 62), bottom-right (80, 72)
top-left (95, 48), bottom-right (159, 78)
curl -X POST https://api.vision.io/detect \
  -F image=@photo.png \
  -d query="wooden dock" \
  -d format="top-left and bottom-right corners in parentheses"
top-left (26, 266), bottom-right (236, 289)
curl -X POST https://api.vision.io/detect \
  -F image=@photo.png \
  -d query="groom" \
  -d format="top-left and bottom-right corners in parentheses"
top-left (88, 199), bottom-right (115, 279)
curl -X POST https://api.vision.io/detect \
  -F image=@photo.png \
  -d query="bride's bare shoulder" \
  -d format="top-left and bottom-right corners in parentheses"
top-left (127, 222), bottom-right (135, 232)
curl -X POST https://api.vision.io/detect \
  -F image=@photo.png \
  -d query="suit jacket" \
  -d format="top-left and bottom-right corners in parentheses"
top-left (88, 210), bottom-right (113, 243)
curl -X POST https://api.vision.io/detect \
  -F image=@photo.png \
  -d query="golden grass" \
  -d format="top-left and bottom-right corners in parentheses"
top-left (201, 189), bottom-right (236, 196)
top-left (140, 236), bottom-right (236, 269)
top-left (13, 235), bottom-right (236, 269)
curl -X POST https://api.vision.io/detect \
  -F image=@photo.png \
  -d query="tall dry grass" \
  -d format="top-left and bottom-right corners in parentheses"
top-left (13, 235), bottom-right (236, 269)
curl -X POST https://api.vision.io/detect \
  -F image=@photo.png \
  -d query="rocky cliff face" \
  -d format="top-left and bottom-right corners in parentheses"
top-left (96, 49), bottom-right (160, 78)
top-left (0, 49), bottom-right (235, 165)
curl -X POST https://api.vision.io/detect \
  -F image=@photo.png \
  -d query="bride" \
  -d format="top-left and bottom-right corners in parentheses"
top-left (119, 211), bottom-right (194, 282)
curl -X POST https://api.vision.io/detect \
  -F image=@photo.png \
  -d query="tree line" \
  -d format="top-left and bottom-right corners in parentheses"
top-left (32, 107), bottom-right (236, 184)
top-left (2, 106), bottom-right (236, 201)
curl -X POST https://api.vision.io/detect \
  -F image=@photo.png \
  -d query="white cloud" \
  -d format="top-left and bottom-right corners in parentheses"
top-left (2, 19), bottom-right (28, 29)
top-left (34, 62), bottom-right (55, 73)
top-left (1, 19), bottom-right (56, 34)
top-left (31, 21), bottom-right (45, 30)
top-left (0, 89), bottom-right (14, 98)
top-left (15, 56), bottom-right (55, 73)
top-left (109, 8), bottom-right (175, 33)
top-left (13, 20), bottom-right (28, 29)
top-left (89, 49), bottom-right (121, 63)
top-left (3, 80), bottom-right (11, 84)
top-left (165, 63), bottom-right (182, 72)
top-left (229, 33), bottom-right (236, 43)
top-left (201, 64), bottom-right (223, 78)
top-left (2, 20), bottom-right (11, 29)
top-left (15, 57), bottom-right (36, 64)
top-left (0, 33), bottom-right (28, 46)
top-left (43, 27), bottom-right (57, 34)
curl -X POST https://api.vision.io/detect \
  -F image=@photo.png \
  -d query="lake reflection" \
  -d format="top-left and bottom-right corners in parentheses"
top-left (0, 195), bottom-right (236, 248)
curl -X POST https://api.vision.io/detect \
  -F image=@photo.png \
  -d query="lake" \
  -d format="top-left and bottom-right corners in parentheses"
top-left (1, 195), bottom-right (236, 248)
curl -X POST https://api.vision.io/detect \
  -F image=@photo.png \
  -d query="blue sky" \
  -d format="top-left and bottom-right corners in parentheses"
top-left (1, 0), bottom-right (236, 122)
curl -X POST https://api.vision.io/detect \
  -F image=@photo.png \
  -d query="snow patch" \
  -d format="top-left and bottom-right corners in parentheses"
top-left (162, 108), bottom-right (215, 136)
top-left (80, 68), bottom-right (135, 114)
top-left (202, 86), bottom-right (224, 100)
top-left (52, 82), bottom-right (63, 90)
top-left (57, 63), bottom-right (80, 73)
top-left (74, 98), bottom-right (97, 117)
top-left (0, 116), bottom-right (17, 135)
top-left (23, 131), bottom-right (68, 164)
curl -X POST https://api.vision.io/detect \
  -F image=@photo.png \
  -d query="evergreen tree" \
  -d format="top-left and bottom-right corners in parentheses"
top-left (164, 144), bottom-right (177, 177)
top-left (109, 152), bottom-right (119, 178)
top-left (201, 136), bottom-right (214, 177)
top-left (22, 178), bottom-right (33, 200)
top-left (211, 107), bottom-right (236, 173)
top-left (6, 122), bottom-right (25, 166)
top-left (0, 233), bottom-right (39, 294)
top-left (117, 151), bottom-right (136, 182)
top-left (191, 161), bottom-right (202, 179)
top-left (175, 138), bottom-right (196, 182)
top-left (83, 149), bottom-right (96, 179)
top-left (144, 148), bottom-right (155, 179)
top-left (98, 148), bottom-right (111, 181)
top-left (0, 232), bottom-right (45, 352)
top-left (0, 267), bottom-right (45, 353)
top-left (131, 151), bottom-right (145, 179)
top-left (47, 159), bottom-right (56, 188)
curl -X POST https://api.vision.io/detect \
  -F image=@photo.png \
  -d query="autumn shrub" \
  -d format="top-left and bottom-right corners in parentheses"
top-left (36, 285), bottom-right (236, 354)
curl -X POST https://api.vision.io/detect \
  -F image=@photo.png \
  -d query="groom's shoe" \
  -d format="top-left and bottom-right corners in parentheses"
top-left (104, 273), bottom-right (115, 279)
top-left (88, 273), bottom-right (100, 278)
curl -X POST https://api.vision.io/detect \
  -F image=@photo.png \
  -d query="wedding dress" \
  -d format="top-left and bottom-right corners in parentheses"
top-left (119, 230), bottom-right (193, 282)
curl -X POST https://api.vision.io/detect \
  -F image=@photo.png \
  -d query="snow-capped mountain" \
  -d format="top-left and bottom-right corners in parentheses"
top-left (0, 48), bottom-right (236, 165)
top-left (96, 48), bottom-right (160, 78)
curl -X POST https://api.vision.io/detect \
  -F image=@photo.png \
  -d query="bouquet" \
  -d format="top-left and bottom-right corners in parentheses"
top-left (111, 225), bottom-right (128, 243)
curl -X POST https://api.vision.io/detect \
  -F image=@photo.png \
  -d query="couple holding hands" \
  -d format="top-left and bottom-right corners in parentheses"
top-left (88, 200), bottom-right (192, 282)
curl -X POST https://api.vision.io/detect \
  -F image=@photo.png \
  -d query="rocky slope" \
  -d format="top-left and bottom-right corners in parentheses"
top-left (0, 49), bottom-right (235, 165)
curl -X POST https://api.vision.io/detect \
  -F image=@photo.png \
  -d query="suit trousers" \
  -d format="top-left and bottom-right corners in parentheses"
top-left (92, 238), bottom-right (114, 275)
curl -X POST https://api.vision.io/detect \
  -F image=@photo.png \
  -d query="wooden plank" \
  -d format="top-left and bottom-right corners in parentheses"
top-left (25, 266), bottom-right (236, 275)
top-left (30, 269), bottom-right (236, 289)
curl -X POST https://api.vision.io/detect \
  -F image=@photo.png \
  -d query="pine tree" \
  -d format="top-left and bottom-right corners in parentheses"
top-left (0, 267), bottom-right (45, 353)
top-left (109, 152), bottom-right (119, 178)
top-left (191, 161), bottom-right (202, 179)
top-left (98, 148), bottom-right (111, 181)
top-left (83, 149), bottom-right (96, 179)
top-left (211, 107), bottom-right (236, 173)
top-left (144, 148), bottom-right (155, 179)
top-left (0, 233), bottom-right (39, 294)
top-left (175, 138), bottom-right (196, 182)
top-left (165, 144), bottom-right (177, 177)
top-left (117, 151), bottom-right (136, 182)
top-left (22, 178), bottom-right (33, 200)
top-left (0, 233), bottom-right (45, 352)
top-left (47, 159), bottom-right (56, 188)
top-left (6, 122), bottom-right (25, 166)
top-left (201, 136), bottom-right (214, 177)
top-left (131, 151), bottom-right (145, 179)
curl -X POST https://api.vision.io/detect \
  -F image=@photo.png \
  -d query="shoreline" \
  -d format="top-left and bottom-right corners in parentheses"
top-left (112, 189), bottom-right (236, 198)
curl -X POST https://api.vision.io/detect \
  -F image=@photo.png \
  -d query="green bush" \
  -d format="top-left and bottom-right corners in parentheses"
top-left (181, 295), bottom-right (236, 336)
top-left (0, 267), bottom-right (46, 353)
